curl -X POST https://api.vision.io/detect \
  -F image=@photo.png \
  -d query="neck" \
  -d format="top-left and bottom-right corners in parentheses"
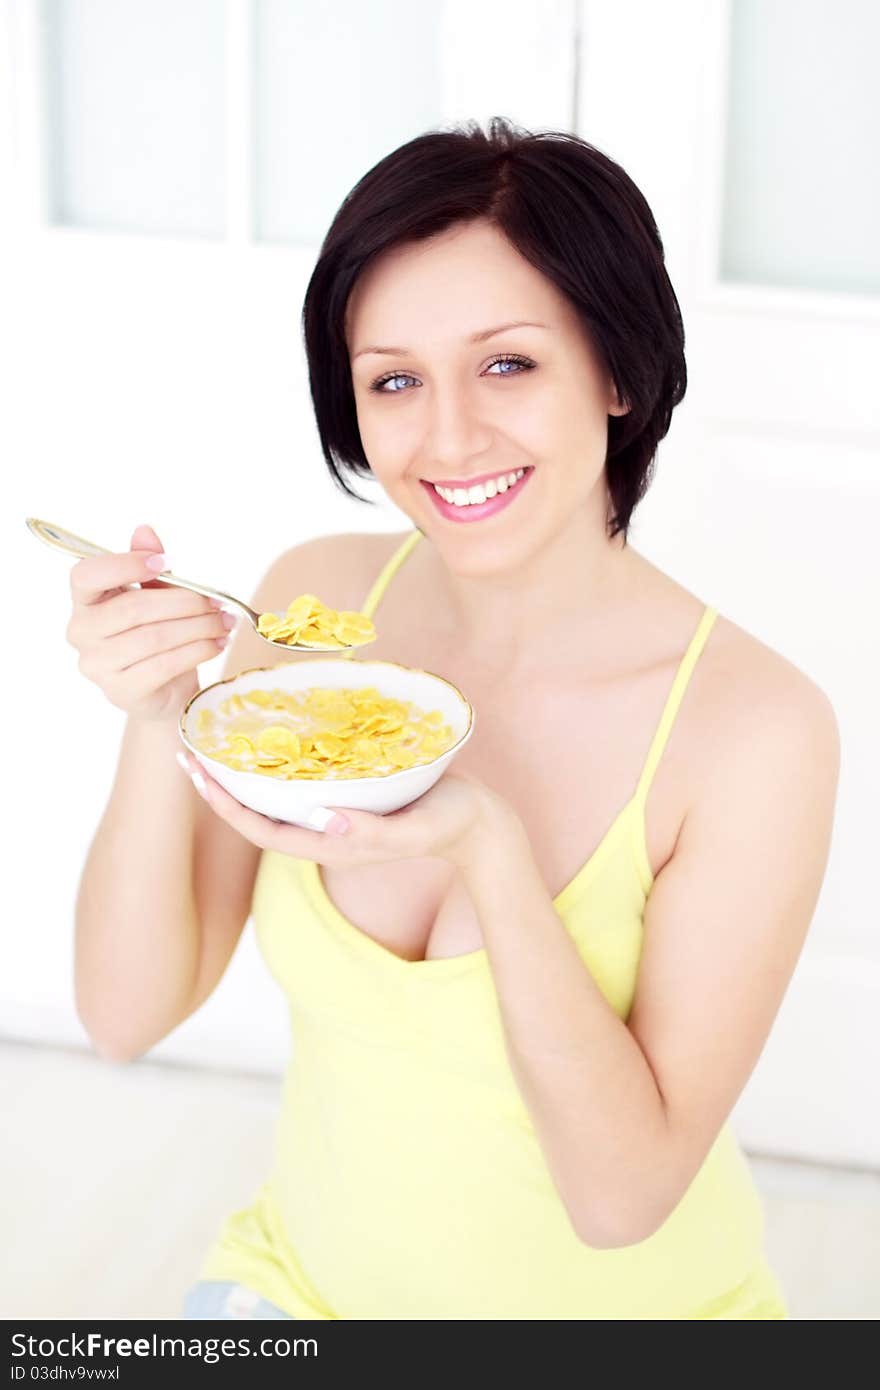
top-left (417, 508), bottom-right (643, 681)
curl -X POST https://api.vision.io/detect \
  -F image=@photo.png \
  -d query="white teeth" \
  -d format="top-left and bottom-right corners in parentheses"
top-left (431, 468), bottom-right (526, 507)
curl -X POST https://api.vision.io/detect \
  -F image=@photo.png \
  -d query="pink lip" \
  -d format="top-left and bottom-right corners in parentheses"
top-left (420, 467), bottom-right (534, 524)
top-left (423, 467), bottom-right (525, 490)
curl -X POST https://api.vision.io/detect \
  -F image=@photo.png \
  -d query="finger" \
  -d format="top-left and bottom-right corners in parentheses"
top-left (108, 613), bottom-right (230, 672)
top-left (129, 524), bottom-right (173, 593)
top-left (90, 585), bottom-right (222, 640)
top-left (130, 522), bottom-right (164, 552)
top-left (106, 634), bottom-right (228, 703)
top-left (71, 550), bottom-right (172, 605)
top-left (175, 751), bottom-right (346, 853)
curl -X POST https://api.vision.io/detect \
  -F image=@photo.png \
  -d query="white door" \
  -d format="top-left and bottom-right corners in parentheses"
top-left (575, 0), bottom-right (879, 1166)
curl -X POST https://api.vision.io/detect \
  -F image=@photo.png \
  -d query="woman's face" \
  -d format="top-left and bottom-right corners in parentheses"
top-left (344, 218), bottom-right (628, 571)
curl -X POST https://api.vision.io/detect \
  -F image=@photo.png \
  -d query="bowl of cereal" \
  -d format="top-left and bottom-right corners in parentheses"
top-left (179, 660), bottom-right (475, 826)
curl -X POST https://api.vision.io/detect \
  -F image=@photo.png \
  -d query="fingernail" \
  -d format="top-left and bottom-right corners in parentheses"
top-left (306, 807), bottom-right (350, 834)
top-left (191, 771), bottom-right (208, 797)
top-left (145, 553), bottom-right (172, 573)
top-left (175, 750), bottom-right (190, 773)
top-left (221, 612), bottom-right (237, 629)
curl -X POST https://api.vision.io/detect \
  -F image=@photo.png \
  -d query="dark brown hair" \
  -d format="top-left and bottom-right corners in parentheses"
top-left (301, 115), bottom-right (686, 544)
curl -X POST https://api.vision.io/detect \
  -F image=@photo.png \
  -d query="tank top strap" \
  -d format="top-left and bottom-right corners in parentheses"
top-left (633, 603), bottom-right (719, 806)
top-left (360, 528), bottom-right (424, 618)
top-left (337, 528), bottom-right (424, 660)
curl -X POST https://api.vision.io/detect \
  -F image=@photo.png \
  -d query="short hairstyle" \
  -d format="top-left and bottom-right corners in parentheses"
top-left (301, 115), bottom-right (687, 544)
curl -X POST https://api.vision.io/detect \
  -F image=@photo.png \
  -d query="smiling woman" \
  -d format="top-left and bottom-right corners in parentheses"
top-left (303, 116), bottom-right (686, 553)
top-left (70, 116), bottom-right (837, 1321)
top-left (171, 118), bottom-right (841, 1321)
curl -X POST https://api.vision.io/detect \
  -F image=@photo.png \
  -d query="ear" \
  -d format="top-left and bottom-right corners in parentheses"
top-left (608, 381), bottom-right (630, 417)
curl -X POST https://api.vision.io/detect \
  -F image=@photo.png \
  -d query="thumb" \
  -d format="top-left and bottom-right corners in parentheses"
top-left (130, 522), bottom-right (164, 555)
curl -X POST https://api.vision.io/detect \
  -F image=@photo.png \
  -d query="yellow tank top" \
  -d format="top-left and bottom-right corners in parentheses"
top-left (197, 529), bottom-right (789, 1319)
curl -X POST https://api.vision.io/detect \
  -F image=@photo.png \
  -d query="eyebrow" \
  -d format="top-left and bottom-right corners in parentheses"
top-left (351, 320), bottom-right (550, 361)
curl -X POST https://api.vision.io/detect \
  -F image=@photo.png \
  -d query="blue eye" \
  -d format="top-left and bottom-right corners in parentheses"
top-left (368, 353), bottom-right (535, 394)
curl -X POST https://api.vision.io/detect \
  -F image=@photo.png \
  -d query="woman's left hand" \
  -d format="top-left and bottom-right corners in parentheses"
top-left (176, 750), bottom-right (522, 873)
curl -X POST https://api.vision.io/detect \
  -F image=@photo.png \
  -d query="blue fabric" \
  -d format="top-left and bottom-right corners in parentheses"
top-left (182, 1280), bottom-right (294, 1320)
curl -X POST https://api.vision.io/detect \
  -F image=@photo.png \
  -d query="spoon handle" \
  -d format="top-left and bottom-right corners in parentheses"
top-left (26, 517), bottom-right (112, 559)
top-left (25, 517), bottom-right (256, 621)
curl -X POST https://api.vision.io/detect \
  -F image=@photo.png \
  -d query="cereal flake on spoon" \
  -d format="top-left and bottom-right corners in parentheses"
top-left (257, 592), bottom-right (377, 650)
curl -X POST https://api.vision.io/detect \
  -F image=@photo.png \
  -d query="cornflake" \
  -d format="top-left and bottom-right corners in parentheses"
top-left (191, 685), bottom-right (456, 780)
top-left (256, 593), bottom-right (376, 650)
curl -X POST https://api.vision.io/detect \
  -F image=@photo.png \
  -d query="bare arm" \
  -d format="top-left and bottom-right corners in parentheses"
top-left (74, 531), bottom-right (368, 1062)
top-left (74, 704), bottom-right (204, 1061)
top-left (457, 672), bottom-right (840, 1247)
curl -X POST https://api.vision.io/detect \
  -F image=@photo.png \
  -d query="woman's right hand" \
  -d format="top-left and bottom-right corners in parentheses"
top-left (65, 523), bottom-right (236, 723)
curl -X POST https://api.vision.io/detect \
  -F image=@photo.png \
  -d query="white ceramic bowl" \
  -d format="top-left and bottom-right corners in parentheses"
top-left (179, 658), bottom-right (475, 827)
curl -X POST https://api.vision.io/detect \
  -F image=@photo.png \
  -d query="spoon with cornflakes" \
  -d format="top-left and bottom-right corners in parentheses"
top-left (25, 517), bottom-right (378, 654)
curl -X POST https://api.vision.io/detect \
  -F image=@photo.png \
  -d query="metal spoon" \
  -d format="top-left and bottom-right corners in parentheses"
top-left (25, 517), bottom-right (374, 655)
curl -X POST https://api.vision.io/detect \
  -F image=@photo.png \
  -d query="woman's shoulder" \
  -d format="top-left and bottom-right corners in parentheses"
top-left (632, 552), bottom-right (836, 795)
top-left (706, 608), bottom-right (833, 717)
top-left (686, 608), bottom-right (839, 818)
top-left (636, 566), bottom-right (839, 844)
top-left (269, 528), bottom-right (411, 615)
top-left (636, 547), bottom-right (832, 715)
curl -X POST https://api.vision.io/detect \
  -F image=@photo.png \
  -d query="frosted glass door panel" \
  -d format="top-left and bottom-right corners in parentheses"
top-left (720, 0), bottom-right (880, 295)
top-left (254, 0), bottom-right (444, 245)
top-left (43, 0), bottom-right (225, 238)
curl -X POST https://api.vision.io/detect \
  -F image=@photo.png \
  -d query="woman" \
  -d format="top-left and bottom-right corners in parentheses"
top-left (72, 118), bottom-right (840, 1319)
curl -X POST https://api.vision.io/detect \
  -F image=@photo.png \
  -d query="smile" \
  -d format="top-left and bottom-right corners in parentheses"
top-left (420, 467), bottom-right (534, 523)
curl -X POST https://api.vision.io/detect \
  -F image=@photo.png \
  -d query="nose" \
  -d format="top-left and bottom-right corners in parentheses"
top-left (421, 381), bottom-right (492, 476)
